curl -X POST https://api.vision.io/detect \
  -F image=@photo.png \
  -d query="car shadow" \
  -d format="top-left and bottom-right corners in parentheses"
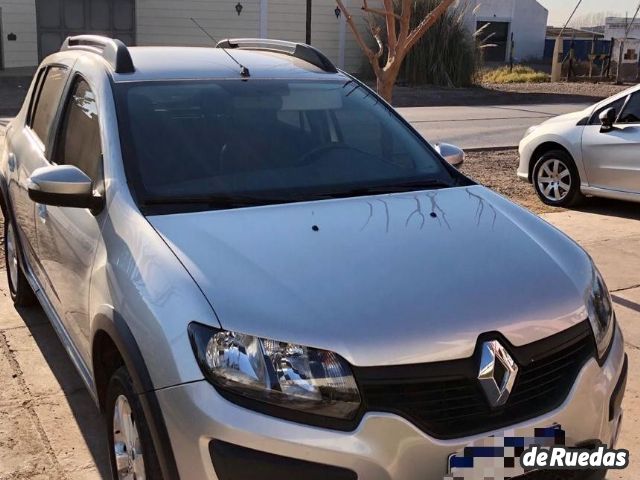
top-left (574, 197), bottom-right (640, 221)
top-left (12, 302), bottom-right (111, 478)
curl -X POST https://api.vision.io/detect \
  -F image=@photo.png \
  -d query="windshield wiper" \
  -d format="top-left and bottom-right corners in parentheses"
top-left (322, 179), bottom-right (454, 198)
top-left (142, 194), bottom-right (292, 209)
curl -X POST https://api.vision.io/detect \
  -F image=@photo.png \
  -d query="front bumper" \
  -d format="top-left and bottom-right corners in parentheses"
top-left (517, 138), bottom-right (534, 182)
top-left (156, 325), bottom-right (626, 480)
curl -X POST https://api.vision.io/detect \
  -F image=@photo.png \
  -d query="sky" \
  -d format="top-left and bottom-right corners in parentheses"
top-left (538, 0), bottom-right (639, 26)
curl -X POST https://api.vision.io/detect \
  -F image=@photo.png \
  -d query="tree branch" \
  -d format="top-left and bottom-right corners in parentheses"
top-left (405, 0), bottom-right (456, 51)
top-left (382, 0), bottom-right (397, 58)
top-left (335, 0), bottom-right (376, 61)
top-left (361, 1), bottom-right (402, 21)
top-left (397, 0), bottom-right (412, 45)
top-left (366, 20), bottom-right (385, 60)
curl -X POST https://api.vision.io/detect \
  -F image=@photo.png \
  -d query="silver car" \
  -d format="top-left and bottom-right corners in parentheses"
top-left (0, 36), bottom-right (626, 480)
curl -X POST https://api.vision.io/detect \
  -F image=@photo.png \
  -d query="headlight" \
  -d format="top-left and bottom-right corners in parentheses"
top-left (188, 322), bottom-right (361, 421)
top-left (524, 125), bottom-right (539, 138)
top-left (586, 268), bottom-right (615, 359)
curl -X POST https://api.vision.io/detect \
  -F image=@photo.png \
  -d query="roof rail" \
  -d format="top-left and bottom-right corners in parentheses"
top-left (216, 38), bottom-right (338, 73)
top-left (61, 35), bottom-right (135, 74)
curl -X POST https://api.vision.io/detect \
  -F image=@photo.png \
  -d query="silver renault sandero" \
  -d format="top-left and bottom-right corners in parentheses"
top-left (0, 36), bottom-right (627, 480)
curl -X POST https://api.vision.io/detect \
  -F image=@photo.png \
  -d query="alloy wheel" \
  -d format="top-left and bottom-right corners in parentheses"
top-left (536, 158), bottom-right (572, 202)
top-left (113, 395), bottom-right (146, 480)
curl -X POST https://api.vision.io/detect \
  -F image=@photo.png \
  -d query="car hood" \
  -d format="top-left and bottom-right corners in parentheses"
top-left (541, 107), bottom-right (592, 126)
top-left (148, 185), bottom-right (593, 367)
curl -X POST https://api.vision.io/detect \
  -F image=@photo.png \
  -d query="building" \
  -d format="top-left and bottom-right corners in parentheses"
top-left (0, 0), bottom-right (369, 72)
top-left (0, 0), bottom-right (551, 73)
top-left (462, 0), bottom-right (548, 62)
top-left (605, 16), bottom-right (640, 41)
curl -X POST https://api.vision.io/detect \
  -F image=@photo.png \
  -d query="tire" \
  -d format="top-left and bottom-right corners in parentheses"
top-left (532, 150), bottom-right (584, 208)
top-left (3, 217), bottom-right (36, 307)
top-left (106, 366), bottom-right (163, 480)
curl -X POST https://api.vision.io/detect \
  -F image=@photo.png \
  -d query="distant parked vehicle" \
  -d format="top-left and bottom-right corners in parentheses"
top-left (519, 85), bottom-right (640, 207)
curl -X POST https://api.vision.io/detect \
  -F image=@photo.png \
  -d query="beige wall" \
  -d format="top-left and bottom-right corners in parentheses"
top-left (0, 0), bottom-right (37, 68)
top-left (0, 0), bottom-right (372, 72)
top-left (136, 0), bottom-right (261, 47)
top-left (137, 0), bottom-right (371, 73)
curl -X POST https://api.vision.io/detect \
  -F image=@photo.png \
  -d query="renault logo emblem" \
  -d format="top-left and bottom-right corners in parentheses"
top-left (478, 340), bottom-right (518, 408)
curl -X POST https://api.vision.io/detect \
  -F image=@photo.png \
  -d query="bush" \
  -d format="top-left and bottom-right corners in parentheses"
top-left (481, 65), bottom-right (549, 84)
top-left (400, 0), bottom-right (480, 87)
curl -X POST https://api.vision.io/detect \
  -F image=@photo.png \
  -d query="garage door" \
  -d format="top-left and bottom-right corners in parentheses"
top-left (36, 0), bottom-right (135, 60)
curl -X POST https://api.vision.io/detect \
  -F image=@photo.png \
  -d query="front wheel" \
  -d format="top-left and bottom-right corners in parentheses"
top-left (106, 366), bottom-right (163, 480)
top-left (4, 218), bottom-right (36, 307)
top-left (532, 150), bottom-right (584, 208)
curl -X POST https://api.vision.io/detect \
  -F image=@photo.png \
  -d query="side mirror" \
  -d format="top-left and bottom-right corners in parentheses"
top-left (435, 143), bottom-right (465, 168)
top-left (28, 165), bottom-right (103, 211)
top-left (599, 107), bottom-right (617, 132)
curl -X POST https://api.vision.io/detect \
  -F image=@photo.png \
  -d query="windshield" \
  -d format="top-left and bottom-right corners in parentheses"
top-left (115, 79), bottom-right (464, 212)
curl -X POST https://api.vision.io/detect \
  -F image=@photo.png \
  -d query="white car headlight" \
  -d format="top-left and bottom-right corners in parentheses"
top-left (586, 268), bottom-right (615, 359)
top-left (188, 323), bottom-right (361, 421)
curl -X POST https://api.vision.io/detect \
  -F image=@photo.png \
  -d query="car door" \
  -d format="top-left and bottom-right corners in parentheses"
top-left (8, 65), bottom-right (70, 277)
top-left (581, 92), bottom-right (640, 193)
top-left (35, 75), bottom-right (105, 365)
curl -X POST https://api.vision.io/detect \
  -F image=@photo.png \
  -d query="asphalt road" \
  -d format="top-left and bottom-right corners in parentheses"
top-left (397, 103), bottom-right (591, 150)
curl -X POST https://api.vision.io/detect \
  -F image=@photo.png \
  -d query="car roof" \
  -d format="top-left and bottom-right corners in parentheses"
top-left (105, 46), bottom-right (348, 83)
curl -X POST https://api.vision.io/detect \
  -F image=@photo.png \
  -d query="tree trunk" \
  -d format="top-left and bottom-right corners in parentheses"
top-left (376, 71), bottom-right (396, 103)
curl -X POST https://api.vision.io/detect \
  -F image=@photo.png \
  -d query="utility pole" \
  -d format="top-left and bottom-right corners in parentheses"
top-left (616, 1), bottom-right (640, 84)
top-left (306, 0), bottom-right (312, 44)
top-left (551, 0), bottom-right (583, 82)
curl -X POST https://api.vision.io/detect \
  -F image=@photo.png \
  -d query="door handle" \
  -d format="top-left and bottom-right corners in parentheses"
top-left (37, 203), bottom-right (48, 223)
top-left (7, 153), bottom-right (16, 172)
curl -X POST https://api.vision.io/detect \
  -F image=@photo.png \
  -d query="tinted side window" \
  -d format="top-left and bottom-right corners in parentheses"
top-left (590, 97), bottom-right (626, 125)
top-left (31, 66), bottom-right (69, 146)
top-left (618, 93), bottom-right (640, 123)
top-left (54, 78), bottom-right (103, 184)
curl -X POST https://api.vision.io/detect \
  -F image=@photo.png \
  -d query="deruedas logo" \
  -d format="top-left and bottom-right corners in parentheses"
top-left (520, 445), bottom-right (629, 470)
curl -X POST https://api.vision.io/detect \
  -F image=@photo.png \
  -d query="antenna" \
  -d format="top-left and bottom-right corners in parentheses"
top-left (190, 18), bottom-right (250, 77)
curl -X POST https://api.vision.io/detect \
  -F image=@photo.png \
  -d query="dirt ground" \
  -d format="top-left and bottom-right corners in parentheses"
top-left (391, 81), bottom-right (629, 108)
top-left (461, 149), bottom-right (559, 214)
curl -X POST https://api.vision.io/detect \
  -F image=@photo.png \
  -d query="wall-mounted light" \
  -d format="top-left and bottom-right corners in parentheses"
top-left (235, 2), bottom-right (243, 16)
top-left (335, 6), bottom-right (341, 19)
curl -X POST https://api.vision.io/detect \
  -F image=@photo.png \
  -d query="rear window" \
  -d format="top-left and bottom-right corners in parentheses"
top-left (115, 79), bottom-right (461, 211)
top-left (30, 66), bottom-right (69, 147)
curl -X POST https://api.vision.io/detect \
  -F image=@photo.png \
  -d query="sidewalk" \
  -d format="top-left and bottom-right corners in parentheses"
top-left (542, 208), bottom-right (640, 480)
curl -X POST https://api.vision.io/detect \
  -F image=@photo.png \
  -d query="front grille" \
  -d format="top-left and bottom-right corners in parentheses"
top-left (355, 321), bottom-right (595, 439)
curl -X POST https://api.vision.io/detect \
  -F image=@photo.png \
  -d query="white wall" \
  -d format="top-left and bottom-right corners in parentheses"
top-left (511, 0), bottom-right (548, 60)
top-left (605, 17), bottom-right (640, 40)
top-left (0, 0), bottom-right (37, 68)
top-left (136, 0), bottom-right (261, 47)
top-left (263, 0), bottom-right (371, 73)
top-left (462, 0), bottom-right (548, 61)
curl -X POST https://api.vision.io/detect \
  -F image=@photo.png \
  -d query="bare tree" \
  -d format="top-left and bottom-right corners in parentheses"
top-left (335, 0), bottom-right (457, 102)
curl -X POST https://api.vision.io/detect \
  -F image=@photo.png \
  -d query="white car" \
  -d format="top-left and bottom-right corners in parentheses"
top-left (518, 85), bottom-right (640, 207)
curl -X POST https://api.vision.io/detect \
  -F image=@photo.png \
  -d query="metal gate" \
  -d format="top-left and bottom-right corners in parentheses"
top-left (36, 0), bottom-right (135, 61)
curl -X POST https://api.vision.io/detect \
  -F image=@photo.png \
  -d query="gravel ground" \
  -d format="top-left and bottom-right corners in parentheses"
top-left (461, 149), bottom-right (559, 215)
top-left (390, 81), bottom-right (629, 108)
top-left (481, 82), bottom-right (629, 99)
